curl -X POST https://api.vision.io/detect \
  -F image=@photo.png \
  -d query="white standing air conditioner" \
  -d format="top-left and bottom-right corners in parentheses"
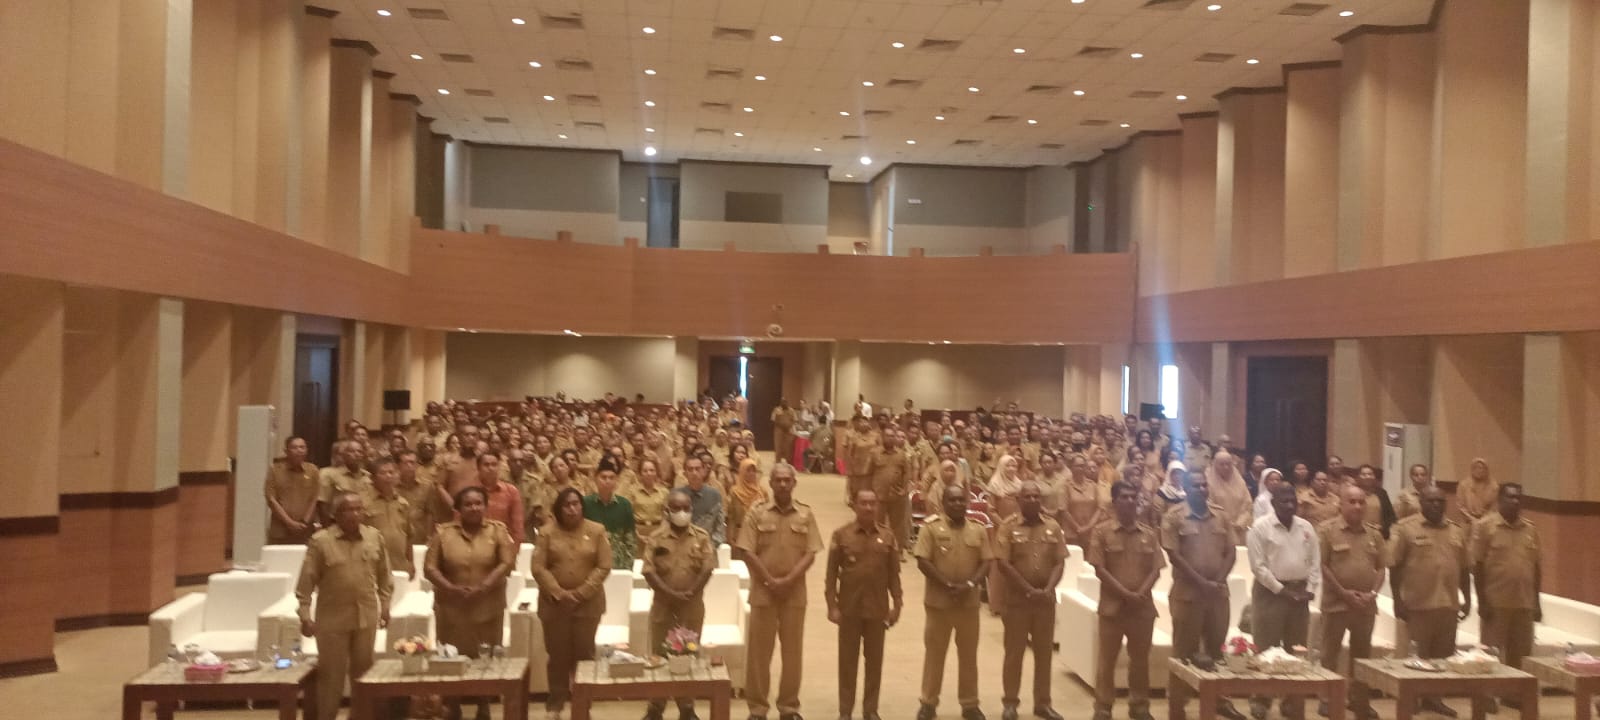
top-left (233, 405), bottom-right (278, 566)
top-left (1381, 423), bottom-right (1431, 496)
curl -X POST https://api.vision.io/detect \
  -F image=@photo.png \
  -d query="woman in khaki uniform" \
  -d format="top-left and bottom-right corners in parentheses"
top-left (1059, 452), bottom-right (1108, 546)
top-left (425, 486), bottom-right (517, 720)
top-left (531, 487), bottom-right (611, 717)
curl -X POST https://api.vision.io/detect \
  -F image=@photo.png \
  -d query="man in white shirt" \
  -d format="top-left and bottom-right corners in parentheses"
top-left (1245, 485), bottom-right (1321, 720)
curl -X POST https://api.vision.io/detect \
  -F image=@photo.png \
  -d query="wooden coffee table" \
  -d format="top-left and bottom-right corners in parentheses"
top-left (1167, 658), bottom-right (1347, 720)
top-left (1354, 658), bottom-right (1538, 720)
top-left (350, 657), bottom-right (530, 720)
top-left (1524, 656), bottom-right (1600, 720)
top-left (122, 661), bottom-right (318, 720)
top-left (570, 660), bottom-right (732, 720)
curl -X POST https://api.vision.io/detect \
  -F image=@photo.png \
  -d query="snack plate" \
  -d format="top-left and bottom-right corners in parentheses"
top-left (644, 656), bottom-right (667, 670)
top-left (226, 659), bottom-right (262, 673)
top-left (1403, 659), bottom-right (1445, 672)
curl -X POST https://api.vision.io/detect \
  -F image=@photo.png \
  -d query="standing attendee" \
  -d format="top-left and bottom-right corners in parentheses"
top-left (443, 424), bottom-right (484, 495)
top-left (825, 489), bottom-right (903, 720)
top-left (1088, 481), bottom-right (1165, 720)
top-left (583, 457), bottom-right (638, 569)
top-left (1456, 458), bottom-right (1500, 527)
top-left (641, 490), bottom-right (717, 720)
top-left (427, 486), bottom-right (517, 720)
top-left (297, 492), bottom-right (393, 720)
top-left (1471, 483), bottom-right (1540, 708)
top-left (319, 442), bottom-right (373, 521)
top-left (735, 465), bottom-right (823, 720)
top-left (1389, 486), bottom-right (1471, 718)
top-left (680, 454), bottom-right (727, 547)
top-left (1296, 471), bottom-right (1341, 526)
top-left (914, 484), bottom-right (995, 720)
top-left (530, 487), bottom-right (611, 720)
top-left (396, 450), bottom-right (452, 544)
top-left (626, 457), bottom-right (670, 537)
top-left (996, 482), bottom-right (1068, 720)
top-left (1204, 451), bottom-right (1253, 531)
top-left (1245, 485), bottom-right (1321, 720)
top-left (845, 415), bottom-right (878, 505)
top-left (1394, 464), bottom-right (1433, 523)
top-left (728, 457), bottom-right (769, 547)
top-left (1163, 472), bottom-right (1244, 720)
top-left (1317, 485), bottom-right (1385, 720)
top-left (870, 429), bottom-right (913, 550)
top-left (1060, 453), bottom-right (1107, 546)
top-left (266, 436), bottom-right (321, 544)
top-left (771, 399), bottom-right (798, 467)
top-left (475, 452), bottom-right (525, 545)
top-left (361, 458), bottom-right (415, 580)
top-left (1251, 468), bottom-right (1286, 521)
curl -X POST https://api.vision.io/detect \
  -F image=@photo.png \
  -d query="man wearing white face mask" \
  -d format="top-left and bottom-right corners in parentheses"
top-left (641, 490), bottom-right (718, 720)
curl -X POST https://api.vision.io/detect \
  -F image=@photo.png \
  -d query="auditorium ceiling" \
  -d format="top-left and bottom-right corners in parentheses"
top-left (327, 0), bottom-right (1435, 180)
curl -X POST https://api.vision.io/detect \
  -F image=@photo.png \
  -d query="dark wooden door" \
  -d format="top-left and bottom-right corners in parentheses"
top-left (1245, 356), bottom-right (1328, 470)
top-left (294, 334), bottom-right (340, 467)
top-left (744, 357), bottom-right (783, 451)
top-left (707, 356), bottom-right (741, 403)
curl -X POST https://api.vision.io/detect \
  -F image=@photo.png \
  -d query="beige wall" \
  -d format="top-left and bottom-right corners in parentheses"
top-left (679, 161), bottom-right (829, 252)
top-left (1283, 65), bottom-right (1341, 278)
top-left (444, 332), bottom-right (675, 402)
top-left (857, 342), bottom-right (1066, 414)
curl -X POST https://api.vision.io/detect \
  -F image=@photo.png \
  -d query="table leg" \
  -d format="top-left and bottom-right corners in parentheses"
top-left (1198, 688), bottom-right (1218, 720)
top-left (350, 687), bottom-right (370, 720)
top-left (1576, 691), bottom-right (1593, 720)
top-left (1327, 680), bottom-right (1346, 720)
top-left (512, 672), bottom-right (531, 720)
top-left (1469, 694), bottom-right (1487, 720)
top-left (121, 689), bottom-right (141, 720)
top-left (712, 685), bottom-right (731, 720)
top-left (1395, 687), bottom-right (1414, 720)
top-left (1518, 683), bottom-right (1537, 720)
top-left (156, 701), bottom-right (176, 720)
top-left (1168, 673), bottom-right (1180, 720)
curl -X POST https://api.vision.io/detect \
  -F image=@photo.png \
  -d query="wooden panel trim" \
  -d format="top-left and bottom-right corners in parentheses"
top-left (176, 572), bottom-right (217, 587)
top-left (178, 470), bottom-right (232, 487)
top-left (304, 6), bottom-right (339, 19)
top-left (54, 613), bottom-right (150, 632)
top-left (1521, 496), bottom-right (1600, 516)
top-left (1282, 60), bottom-right (1341, 86)
top-left (0, 657), bottom-right (57, 679)
top-left (372, 69), bottom-right (396, 80)
top-left (58, 487), bottom-right (181, 511)
top-left (1178, 111), bottom-right (1221, 120)
top-left (389, 93), bottom-right (422, 106)
top-left (1215, 85), bottom-right (1287, 101)
top-left (0, 515), bottom-right (59, 537)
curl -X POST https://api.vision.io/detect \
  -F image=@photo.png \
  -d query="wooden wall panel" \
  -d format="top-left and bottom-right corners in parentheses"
top-left (1136, 240), bottom-right (1600, 343)
top-left (0, 529), bottom-right (58, 671)
top-left (56, 506), bottom-right (115, 621)
top-left (1527, 505), bottom-right (1600, 606)
top-left (175, 475), bottom-right (230, 581)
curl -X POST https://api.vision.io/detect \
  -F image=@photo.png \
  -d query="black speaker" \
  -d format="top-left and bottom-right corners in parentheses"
top-left (382, 390), bottom-right (411, 411)
top-left (1138, 402), bottom-right (1165, 421)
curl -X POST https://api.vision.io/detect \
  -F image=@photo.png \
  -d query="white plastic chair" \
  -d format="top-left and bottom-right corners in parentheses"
top-left (259, 545), bottom-right (308, 579)
top-left (594, 572), bottom-right (634, 648)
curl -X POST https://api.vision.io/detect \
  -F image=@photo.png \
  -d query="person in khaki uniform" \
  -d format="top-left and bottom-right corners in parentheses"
top-left (1389, 486), bottom-right (1471, 718)
top-left (825, 489), bottom-right (903, 720)
top-left (396, 449), bottom-right (452, 544)
top-left (735, 464), bottom-right (823, 720)
top-left (1318, 485), bottom-right (1385, 719)
top-left (1455, 458), bottom-right (1499, 528)
top-left (265, 436), bottom-right (321, 544)
top-left (770, 399), bottom-right (798, 466)
top-left (1086, 480), bottom-right (1164, 720)
top-left (530, 486), bottom-right (611, 717)
top-left (642, 490), bottom-right (717, 720)
top-left (1296, 471), bottom-right (1341, 527)
top-left (1471, 483), bottom-right (1540, 711)
top-left (360, 457), bottom-right (416, 579)
top-left (845, 416), bottom-right (878, 506)
top-left (996, 482), bottom-right (1068, 720)
top-left (319, 442), bottom-right (373, 521)
top-left (1162, 472), bottom-right (1244, 720)
top-left (296, 491), bottom-right (393, 720)
top-left (868, 429), bottom-right (913, 551)
top-left (914, 484), bottom-right (995, 720)
top-left (1393, 464), bottom-right (1432, 524)
top-left (428, 486), bottom-right (518, 720)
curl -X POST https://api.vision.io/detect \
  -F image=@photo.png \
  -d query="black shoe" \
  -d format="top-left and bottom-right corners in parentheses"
top-left (1250, 701), bottom-right (1269, 720)
top-left (1217, 703), bottom-right (1247, 720)
top-left (446, 705), bottom-right (464, 720)
top-left (1129, 711), bottom-right (1155, 720)
top-left (1001, 705), bottom-right (1019, 720)
top-left (1419, 698), bottom-right (1458, 717)
top-left (678, 710), bottom-right (697, 720)
top-left (917, 705), bottom-right (936, 720)
top-left (779, 713), bottom-right (804, 720)
top-left (644, 710), bottom-right (665, 720)
top-left (961, 708), bottom-right (987, 720)
top-left (1032, 707), bottom-right (1061, 720)
top-left (863, 713), bottom-right (882, 720)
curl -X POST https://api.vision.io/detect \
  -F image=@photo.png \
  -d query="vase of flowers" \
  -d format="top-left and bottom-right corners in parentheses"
top-left (393, 636), bottom-right (432, 675)
top-left (663, 626), bottom-right (700, 675)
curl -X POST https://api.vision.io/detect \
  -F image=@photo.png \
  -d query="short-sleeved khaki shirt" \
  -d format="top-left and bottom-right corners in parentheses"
top-left (827, 521), bottom-right (901, 620)
top-left (641, 524), bottom-right (714, 597)
top-left (296, 524), bottom-right (393, 631)
top-left (396, 476), bottom-right (448, 542)
top-left (1470, 513), bottom-right (1539, 609)
top-left (528, 518), bottom-right (610, 617)
top-left (870, 448), bottom-right (911, 498)
top-left (1318, 518), bottom-right (1385, 613)
top-left (913, 515), bottom-right (994, 609)
top-left (360, 489), bottom-right (413, 567)
top-left (1297, 489), bottom-right (1341, 526)
top-left (995, 515), bottom-right (1068, 599)
top-left (319, 466), bottom-right (372, 504)
top-left (1161, 504), bottom-right (1235, 602)
top-left (1388, 519), bottom-right (1467, 612)
top-left (266, 460), bottom-right (320, 527)
top-left (734, 501), bottom-right (824, 607)
top-left (428, 520), bottom-right (518, 623)
top-left (1087, 520), bottom-right (1165, 617)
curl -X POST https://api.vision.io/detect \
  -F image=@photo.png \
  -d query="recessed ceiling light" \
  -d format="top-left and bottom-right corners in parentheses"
top-left (543, 95), bottom-right (555, 101)
top-left (376, 9), bottom-right (392, 17)
top-left (644, 68), bottom-right (657, 75)
top-left (1071, 0), bottom-right (1085, 3)
top-left (733, 131), bottom-right (744, 137)
top-left (845, 174), bottom-right (854, 178)
top-left (968, 86), bottom-right (980, 93)
top-left (769, 34), bottom-right (783, 42)
top-left (1027, 119), bottom-right (1038, 125)
top-left (1246, 58), bottom-right (1260, 64)
top-left (436, 88), bottom-right (450, 95)
top-left (1207, 3), bottom-right (1222, 9)
top-left (859, 156), bottom-right (873, 165)
top-left (528, 61), bottom-right (542, 68)
top-left (905, 139), bottom-right (916, 145)
top-left (1013, 48), bottom-right (1026, 54)
top-left (1130, 52), bottom-right (1144, 59)
top-left (1339, 10), bottom-right (1354, 17)
top-left (410, 53), bottom-right (423, 60)
top-left (892, 42), bottom-right (905, 49)
top-left (754, 75), bottom-right (767, 81)
top-left (1176, 94), bottom-right (1188, 101)
top-left (644, 146), bottom-right (657, 156)
top-left (1073, 89), bottom-right (1086, 96)
top-left (813, 147), bottom-right (822, 152)
top-left (934, 115), bottom-right (945, 120)
top-left (839, 111), bottom-right (850, 116)
top-left (1120, 123), bottom-right (1131, 128)
top-left (642, 26), bottom-right (656, 34)
top-left (512, 17), bottom-right (526, 25)
top-left (862, 81), bottom-right (874, 87)
top-left (558, 134), bottom-right (568, 139)
top-left (644, 100), bottom-right (656, 107)
top-left (743, 106), bottom-right (754, 112)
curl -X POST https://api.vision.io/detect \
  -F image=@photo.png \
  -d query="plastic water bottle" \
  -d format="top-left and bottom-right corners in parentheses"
top-left (165, 644), bottom-right (183, 666)
top-left (292, 639), bottom-right (303, 662)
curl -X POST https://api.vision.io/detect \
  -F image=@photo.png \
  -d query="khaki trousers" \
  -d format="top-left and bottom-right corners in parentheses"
top-left (837, 615), bottom-right (887, 716)
top-left (540, 609), bottom-right (602, 709)
top-left (314, 625), bottom-right (377, 720)
top-left (746, 601), bottom-right (807, 717)
top-left (878, 495), bottom-right (910, 550)
top-left (1480, 607), bottom-right (1535, 671)
top-left (649, 598), bottom-right (707, 712)
top-left (1002, 602), bottom-right (1057, 708)
top-left (1251, 582), bottom-right (1311, 719)
top-left (920, 605), bottom-right (981, 710)
top-left (1094, 611), bottom-right (1155, 715)
top-left (1319, 609), bottom-right (1376, 713)
top-left (1405, 608), bottom-right (1459, 658)
top-left (1169, 594), bottom-right (1231, 712)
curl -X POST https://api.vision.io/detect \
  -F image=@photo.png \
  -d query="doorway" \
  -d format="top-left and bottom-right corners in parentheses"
top-left (646, 176), bottom-right (679, 248)
top-left (294, 334), bottom-right (340, 467)
top-left (1245, 356), bottom-right (1328, 470)
top-left (707, 355), bottom-right (784, 451)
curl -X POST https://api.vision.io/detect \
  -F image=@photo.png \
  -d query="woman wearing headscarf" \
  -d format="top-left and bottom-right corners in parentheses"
top-left (983, 454), bottom-right (1026, 613)
top-left (1204, 450), bottom-right (1254, 532)
top-left (1153, 460), bottom-right (1188, 525)
top-left (1251, 468), bottom-right (1285, 520)
top-left (726, 457), bottom-right (768, 546)
top-left (1457, 457), bottom-right (1500, 527)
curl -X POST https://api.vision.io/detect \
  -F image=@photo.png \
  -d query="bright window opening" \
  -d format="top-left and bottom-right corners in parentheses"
top-left (738, 355), bottom-right (749, 398)
top-left (1159, 364), bottom-right (1180, 419)
top-left (1120, 365), bottom-right (1131, 415)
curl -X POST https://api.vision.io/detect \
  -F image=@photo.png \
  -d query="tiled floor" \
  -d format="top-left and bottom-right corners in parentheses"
top-left (0, 469), bottom-right (1587, 719)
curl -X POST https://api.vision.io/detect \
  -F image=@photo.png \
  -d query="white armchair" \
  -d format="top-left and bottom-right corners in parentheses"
top-left (259, 545), bottom-right (308, 579)
top-left (517, 544), bottom-right (535, 585)
top-left (148, 571), bottom-right (293, 667)
top-left (699, 569), bottom-right (747, 692)
top-left (595, 573), bottom-right (634, 648)
top-left (716, 544), bottom-right (751, 589)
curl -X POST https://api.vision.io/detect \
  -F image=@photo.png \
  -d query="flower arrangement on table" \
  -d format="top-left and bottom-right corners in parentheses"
top-left (662, 627), bottom-right (701, 674)
top-left (1223, 635), bottom-right (1257, 657)
top-left (393, 636), bottom-right (432, 656)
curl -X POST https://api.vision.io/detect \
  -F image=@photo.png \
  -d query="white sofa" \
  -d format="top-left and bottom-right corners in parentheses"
top-left (700, 569), bottom-right (748, 692)
top-left (148, 571), bottom-right (294, 667)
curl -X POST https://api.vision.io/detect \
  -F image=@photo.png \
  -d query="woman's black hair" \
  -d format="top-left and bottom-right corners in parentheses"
top-left (454, 485), bottom-right (488, 509)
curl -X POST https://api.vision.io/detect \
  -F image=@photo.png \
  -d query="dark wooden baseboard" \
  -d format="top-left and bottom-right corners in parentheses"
top-left (0, 656), bottom-right (57, 678)
top-left (54, 612), bottom-right (149, 632)
top-left (176, 571), bottom-right (222, 587)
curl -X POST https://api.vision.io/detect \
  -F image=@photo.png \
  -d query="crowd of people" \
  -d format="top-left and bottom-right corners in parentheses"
top-left (269, 393), bottom-right (1543, 720)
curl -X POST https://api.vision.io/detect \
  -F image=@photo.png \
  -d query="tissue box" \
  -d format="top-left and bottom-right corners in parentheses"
top-left (184, 664), bottom-right (228, 683)
top-left (429, 657), bottom-right (468, 676)
top-left (609, 660), bottom-right (646, 678)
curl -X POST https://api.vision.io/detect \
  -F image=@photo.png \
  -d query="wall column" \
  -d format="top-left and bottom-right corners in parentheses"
top-left (115, 0), bottom-right (190, 195)
top-left (1283, 63), bottom-right (1340, 278)
top-left (673, 337), bottom-right (700, 402)
top-left (1176, 112), bottom-right (1219, 291)
top-left (178, 301), bottom-right (232, 580)
top-left (327, 40), bottom-right (375, 258)
top-left (1207, 343), bottom-right (1231, 442)
top-left (1214, 88), bottom-right (1287, 285)
top-left (1525, 0), bottom-right (1595, 248)
top-left (1428, 335), bottom-right (1523, 485)
top-left (382, 326), bottom-right (411, 428)
top-left (367, 71), bottom-right (395, 269)
top-left (387, 96), bottom-right (420, 273)
top-left (298, 7), bottom-right (336, 245)
top-left (832, 341), bottom-right (863, 413)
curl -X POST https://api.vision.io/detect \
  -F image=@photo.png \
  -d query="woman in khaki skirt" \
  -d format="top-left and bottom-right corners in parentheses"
top-left (426, 485), bottom-right (516, 720)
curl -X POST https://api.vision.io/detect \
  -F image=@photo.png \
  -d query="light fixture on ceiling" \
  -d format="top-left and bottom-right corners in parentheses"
top-left (410, 53), bottom-right (423, 60)
top-left (733, 131), bottom-right (744, 137)
top-left (642, 26), bottom-right (656, 34)
top-left (1120, 123), bottom-right (1131, 128)
top-left (644, 146), bottom-right (657, 156)
top-left (905, 139), bottom-right (916, 145)
top-left (1339, 10), bottom-right (1354, 17)
top-left (892, 41), bottom-right (905, 49)
top-left (512, 17), bottom-right (526, 25)
top-left (1073, 89), bottom-right (1086, 96)
top-left (1246, 58), bottom-right (1260, 64)
top-left (644, 100), bottom-right (656, 107)
top-left (1071, 0), bottom-right (1085, 4)
top-left (543, 95), bottom-right (555, 101)
top-left (845, 173), bottom-right (854, 178)
top-left (376, 9), bottom-right (392, 16)
top-left (528, 60), bottom-right (542, 68)
top-left (942, 340), bottom-right (951, 345)
top-left (968, 86), bottom-right (980, 93)
top-left (934, 115), bottom-right (945, 120)
top-left (769, 34), bottom-right (783, 42)
top-left (1176, 94), bottom-right (1188, 101)
top-left (644, 68), bottom-right (656, 75)
top-left (1207, 3), bottom-right (1222, 10)
top-left (754, 75), bottom-right (767, 81)
top-left (813, 146), bottom-right (822, 151)
top-left (859, 156), bottom-right (873, 165)
top-left (1130, 52), bottom-right (1144, 59)
top-left (1013, 47), bottom-right (1026, 54)
top-left (437, 88), bottom-right (450, 95)
top-left (646, 127), bottom-right (656, 133)
top-left (862, 81), bottom-right (874, 87)
top-left (563, 329), bottom-right (582, 337)
top-left (558, 133), bottom-right (568, 139)
top-left (839, 110), bottom-right (850, 116)
top-left (1027, 119), bottom-right (1038, 125)
top-left (743, 106), bottom-right (754, 112)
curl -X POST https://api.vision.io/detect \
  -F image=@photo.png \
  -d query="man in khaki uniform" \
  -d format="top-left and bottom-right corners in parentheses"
top-left (845, 416), bottom-right (878, 506)
top-left (395, 450), bottom-right (451, 544)
top-left (1389, 486), bottom-right (1471, 717)
top-left (1318, 485), bottom-right (1385, 719)
top-left (1163, 472), bottom-right (1244, 720)
top-left (360, 457), bottom-right (415, 579)
top-left (1296, 471), bottom-right (1341, 527)
top-left (319, 442), bottom-right (373, 521)
top-left (734, 464), bottom-right (823, 720)
top-left (770, 399), bottom-right (797, 467)
top-left (265, 436), bottom-right (321, 544)
top-left (869, 429), bottom-right (913, 551)
top-left (996, 482), bottom-right (1068, 720)
top-left (642, 490), bottom-right (717, 720)
top-left (1393, 464), bottom-right (1432, 523)
top-left (296, 491), bottom-right (393, 720)
top-left (1088, 480), bottom-right (1165, 720)
top-left (1471, 483), bottom-right (1540, 710)
top-left (914, 484), bottom-right (994, 720)
top-left (825, 489), bottom-right (903, 720)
